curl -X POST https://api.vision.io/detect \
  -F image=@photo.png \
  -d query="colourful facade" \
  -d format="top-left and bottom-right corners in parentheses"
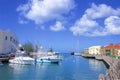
top-left (102, 43), bottom-right (120, 56)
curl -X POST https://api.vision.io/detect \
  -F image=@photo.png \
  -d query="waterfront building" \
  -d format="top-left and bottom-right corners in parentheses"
top-left (114, 44), bottom-right (120, 56)
top-left (84, 48), bottom-right (89, 54)
top-left (88, 46), bottom-right (102, 55)
top-left (0, 30), bottom-right (19, 56)
top-left (102, 43), bottom-right (120, 56)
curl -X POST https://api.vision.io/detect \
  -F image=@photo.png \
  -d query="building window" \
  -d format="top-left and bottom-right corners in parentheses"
top-left (13, 39), bottom-right (15, 43)
top-left (10, 36), bottom-right (12, 41)
top-left (5, 36), bottom-right (7, 40)
top-left (106, 50), bottom-right (111, 55)
top-left (96, 49), bottom-right (98, 51)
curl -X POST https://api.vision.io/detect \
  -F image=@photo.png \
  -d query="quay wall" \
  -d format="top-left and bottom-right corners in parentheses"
top-left (81, 54), bottom-right (120, 80)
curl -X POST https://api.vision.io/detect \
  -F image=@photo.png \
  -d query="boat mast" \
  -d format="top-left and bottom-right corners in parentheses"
top-left (76, 40), bottom-right (80, 53)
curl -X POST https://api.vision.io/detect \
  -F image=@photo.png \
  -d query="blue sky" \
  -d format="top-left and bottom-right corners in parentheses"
top-left (0, 0), bottom-right (120, 52)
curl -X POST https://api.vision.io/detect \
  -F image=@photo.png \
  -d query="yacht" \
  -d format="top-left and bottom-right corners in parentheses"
top-left (9, 55), bottom-right (34, 65)
top-left (9, 47), bottom-right (35, 65)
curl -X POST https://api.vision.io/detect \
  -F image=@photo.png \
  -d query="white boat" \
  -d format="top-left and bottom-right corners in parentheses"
top-left (74, 40), bottom-right (81, 56)
top-left (35, 47), bottom-right (62, 63)
top-left (9, 49), bottom-right (35, 65)
top-left (36, 54), bottom-right (62, 63)
top-left (74, 52), bottom-right (81, 56)
top-left (9, 56), bottom-right (35, 65)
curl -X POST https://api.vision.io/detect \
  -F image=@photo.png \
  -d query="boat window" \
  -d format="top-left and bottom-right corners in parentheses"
top-left (19, 47), bottom-right (24, 51)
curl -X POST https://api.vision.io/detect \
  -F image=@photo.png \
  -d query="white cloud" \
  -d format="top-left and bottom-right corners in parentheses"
top-left (105, 16), bottom-right (120, 35)
top-left (70, 15), bottom-right (100, 36)
top-left (50, 21), bottom-right (65, 31)
top-left (86, 3), bottom-right (120, 19)
top-left (70, 3), bottom-right (120, 37)
top-left (17, 0), bottom-right (75, 24)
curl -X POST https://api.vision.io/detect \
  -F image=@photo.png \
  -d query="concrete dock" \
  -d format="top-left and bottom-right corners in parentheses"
top-left (81, 54), bottom-right (95, 58)
top-left (81, 54), bottom-right (120, 80)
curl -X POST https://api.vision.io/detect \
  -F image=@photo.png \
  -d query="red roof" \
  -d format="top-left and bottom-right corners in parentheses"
top-left (104, 43), bottom-right (120, 49)
top-left (104, 43), bottom-right (113, 49)
top-left (114, 44), bottom-right (120, 49)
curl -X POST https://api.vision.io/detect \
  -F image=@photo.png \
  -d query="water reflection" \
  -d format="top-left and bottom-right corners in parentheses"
top-left (0, 62), bottom-right (3, 66)
top-left (0, 54), bottom-right (107, 80)
top-left (8, 63), bottom-right (60, 80)
top-left (8, 64), bottom-right (31, 78)
top-left (89, 59), bottom-right (105, 71)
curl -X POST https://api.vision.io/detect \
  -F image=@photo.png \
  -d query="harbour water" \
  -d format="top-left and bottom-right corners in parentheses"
top-left (0, 53), bottom-right (107, 80)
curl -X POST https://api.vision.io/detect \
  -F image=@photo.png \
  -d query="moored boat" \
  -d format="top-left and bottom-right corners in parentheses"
top-left (35, 46), bottom-right (62, 63)
top-left (9, 46), bottom-right (35, 65)
top-left (36, 54), bottom-right (62, 63)
top-left (9, 56), bottom-right (34, 65)
top-left (74, 52), bottom-right (81, 56)
top-left (70, 51), bottom-right (74, 55)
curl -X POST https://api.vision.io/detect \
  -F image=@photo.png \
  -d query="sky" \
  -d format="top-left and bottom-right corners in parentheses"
top-left (0, 0), bottom-right (120, 52)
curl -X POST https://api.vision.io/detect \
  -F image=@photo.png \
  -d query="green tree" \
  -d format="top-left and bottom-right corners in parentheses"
top-left (48, 48), bottom-right (53, 52)
top-left (23, 42), bottom-right (34, 54)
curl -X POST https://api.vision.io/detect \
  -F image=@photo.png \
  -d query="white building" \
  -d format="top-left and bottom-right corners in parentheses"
top-left (117, 50), bottom-right (120, 56)
top-left (84, 48), bottom-right (89, 54)
top-left (0, 30), bottom-right (19, 55)
top-left (88, 46), bottom-right (102, 55)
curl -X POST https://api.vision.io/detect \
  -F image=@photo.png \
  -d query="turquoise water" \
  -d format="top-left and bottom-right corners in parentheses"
top-left (0, 53), bottom-right (107, 80)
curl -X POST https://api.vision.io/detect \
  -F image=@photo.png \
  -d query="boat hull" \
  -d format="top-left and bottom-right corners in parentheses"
top-left (36, 58), bottom-right (61, 63)
top-left (9, 57), bottom-right (35, 65)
